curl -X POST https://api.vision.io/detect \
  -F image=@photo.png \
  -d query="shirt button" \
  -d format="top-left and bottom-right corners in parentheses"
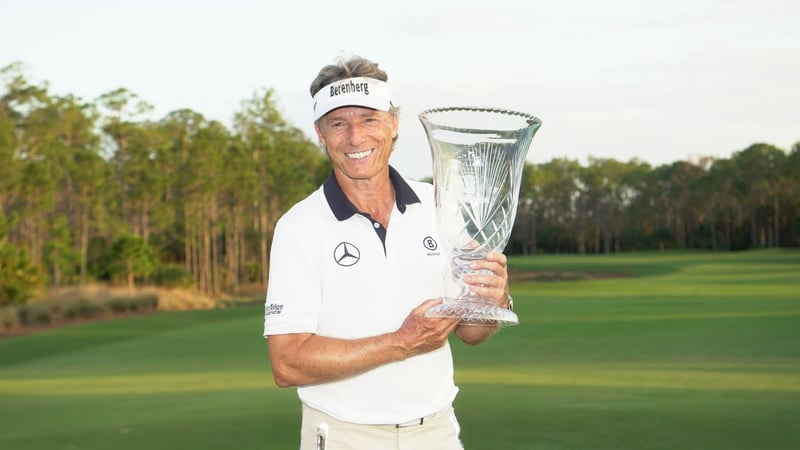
top-left (373, 222), bottom-right (380, 229)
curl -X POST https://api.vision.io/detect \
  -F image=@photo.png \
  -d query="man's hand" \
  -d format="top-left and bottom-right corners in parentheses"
top-left (394, 298), bottom-right (460, 358)
top-left (463, 251), bottom-right (510, 308)
top-left (456, 251), bottom-right (511, 345)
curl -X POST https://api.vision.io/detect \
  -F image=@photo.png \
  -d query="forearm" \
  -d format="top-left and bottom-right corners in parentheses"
top-left (268, 299), bottom-right (460, 387)
top-left (268, 332), bottom-right (407, 387)
top-left (455, 322), bottom-right (500, 345)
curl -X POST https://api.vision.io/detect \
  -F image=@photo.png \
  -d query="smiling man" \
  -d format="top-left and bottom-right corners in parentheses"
top-left (263, 55), bottom-right (513, 450)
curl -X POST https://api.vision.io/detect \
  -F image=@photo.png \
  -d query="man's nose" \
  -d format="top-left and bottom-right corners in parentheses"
top-left (347, 122), bottom-right (366, 146)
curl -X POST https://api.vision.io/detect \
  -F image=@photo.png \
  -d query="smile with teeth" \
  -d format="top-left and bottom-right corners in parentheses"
top-left (346, 149), bottom-right (373, 159)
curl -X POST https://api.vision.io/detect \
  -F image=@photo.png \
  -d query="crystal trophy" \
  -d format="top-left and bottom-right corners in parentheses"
top-left (419, 107), bottom-right (542, 325)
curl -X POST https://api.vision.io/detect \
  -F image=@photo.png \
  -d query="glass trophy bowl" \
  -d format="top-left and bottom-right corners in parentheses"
top-left (419, 107), bottom-right (541, 325)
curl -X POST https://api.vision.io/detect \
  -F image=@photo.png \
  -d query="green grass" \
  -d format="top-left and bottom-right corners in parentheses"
top-left (1, 249), bottom-right (799, 449)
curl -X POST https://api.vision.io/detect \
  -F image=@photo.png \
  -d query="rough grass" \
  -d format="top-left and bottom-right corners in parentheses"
top-left (1, 249), bottom-right (798, 450)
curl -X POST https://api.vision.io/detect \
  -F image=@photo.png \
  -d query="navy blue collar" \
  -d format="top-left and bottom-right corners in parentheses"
top-left (323, 166), bottom-right (421, 221)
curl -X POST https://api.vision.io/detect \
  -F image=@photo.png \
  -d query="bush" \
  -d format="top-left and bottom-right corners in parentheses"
top-left (62, 299), bottom-right (106, 320)
top-left (151, 264), bottom-right (194, 288)
top-left (108, 297), bottom-right (132, 314)
top-left (132, 294), bottom-right (158, 311)
top-left (0, 243), bottom-right (43, 306)
top-left (18, 303), bottom-right (53, 326)
top-left (0, 306), bottom-right (20, 332)
top-left (0, 286), bottom-right (204, 336)
top-left (7, 293), bottom-right (159, 332)
top-left (217, 295), bottom-right (264, 308)
top-left (108, 295), bottom-right (158, 313)
top-left (156, 290), bottom-right (214, 311)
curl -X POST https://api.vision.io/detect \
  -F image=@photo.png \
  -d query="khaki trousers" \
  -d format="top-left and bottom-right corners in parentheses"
top-left (300, 403), bottom-right (464, 450)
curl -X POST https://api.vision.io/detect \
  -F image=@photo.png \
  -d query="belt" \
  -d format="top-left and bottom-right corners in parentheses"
top-left (393, 405), bottom-right (451, 428)
top-left (395, 417), bottom-right (425, 428)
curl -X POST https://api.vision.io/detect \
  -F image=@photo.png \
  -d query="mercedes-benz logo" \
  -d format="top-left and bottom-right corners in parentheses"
top-left (333, 242), bottom-right (361, 267)
top-left (423, 236), bottom-right (438, 251)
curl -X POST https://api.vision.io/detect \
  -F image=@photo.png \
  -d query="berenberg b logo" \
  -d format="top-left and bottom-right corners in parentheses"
top-left (423, 236), bottom-right (440, 256)
top-left (333, 242), bottom-right (361, 267)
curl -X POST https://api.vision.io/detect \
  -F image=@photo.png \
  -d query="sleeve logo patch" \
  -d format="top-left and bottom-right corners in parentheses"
top-left (265, 303), bottom-right (284, 316)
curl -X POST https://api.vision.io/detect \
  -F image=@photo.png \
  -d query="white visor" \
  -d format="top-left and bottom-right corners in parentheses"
top-left (312, 77), bottom-right (393, 121)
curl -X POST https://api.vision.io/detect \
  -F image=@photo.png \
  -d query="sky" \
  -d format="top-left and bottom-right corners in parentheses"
top-left (2, 0), bottom-right (798, 180)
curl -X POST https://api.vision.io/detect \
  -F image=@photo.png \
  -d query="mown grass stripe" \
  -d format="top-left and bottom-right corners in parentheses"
top-left (456, 367), bottom-right (800, 392)
top-left (0, 371), bottom-right (274, 395)
top-left (532, 310), bottom-right (800, 323)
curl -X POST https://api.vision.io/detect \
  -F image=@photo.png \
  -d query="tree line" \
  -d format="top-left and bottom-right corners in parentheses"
top-left (0, 62), bottom-right (330, 304)
top-left (1, 62), bottom-right (798, 305)
top-left (509, 144), bottom-right (800, 254)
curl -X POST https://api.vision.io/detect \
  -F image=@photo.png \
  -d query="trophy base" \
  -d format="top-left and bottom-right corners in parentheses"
top-left (425, 300), bottom-right (519, 326)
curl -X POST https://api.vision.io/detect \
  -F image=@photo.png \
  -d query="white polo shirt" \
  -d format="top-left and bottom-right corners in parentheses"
top-left (263, 167), bottom-right (457, 425)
